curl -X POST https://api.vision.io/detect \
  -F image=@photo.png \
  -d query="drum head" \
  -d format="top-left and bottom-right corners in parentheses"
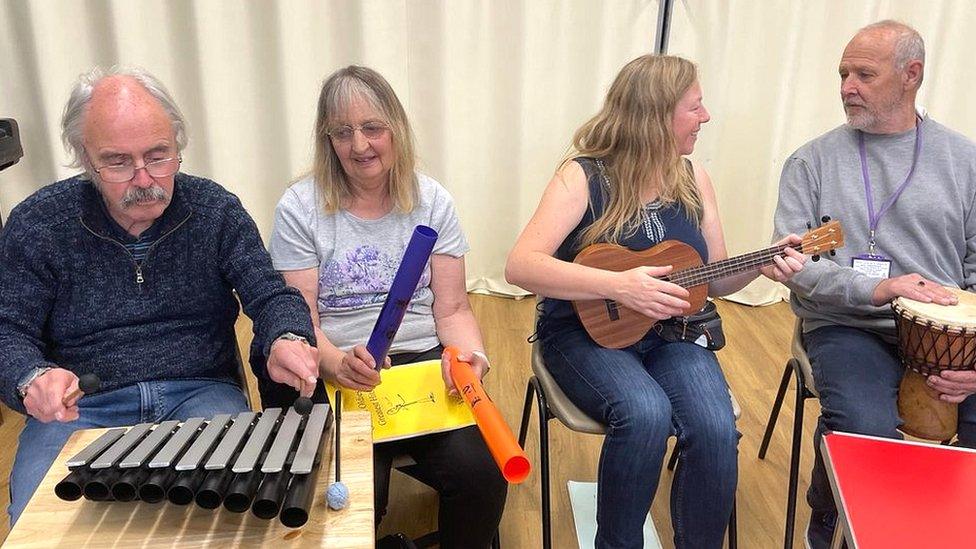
top-left (894, 287), bottom-right (976, 331)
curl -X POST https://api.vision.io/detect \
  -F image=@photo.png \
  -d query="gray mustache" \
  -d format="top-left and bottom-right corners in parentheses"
top-left (120, 185), bottom-right (169, 209)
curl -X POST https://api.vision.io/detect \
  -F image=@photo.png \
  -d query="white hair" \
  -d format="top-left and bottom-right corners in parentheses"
top-left (861, 20), bottom-right (925, 75)
top-left (61, 66), bottom-right (188, 177)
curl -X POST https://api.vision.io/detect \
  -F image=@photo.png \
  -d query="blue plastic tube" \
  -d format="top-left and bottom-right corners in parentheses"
top-left (365, 225), bottom-right (438, 369)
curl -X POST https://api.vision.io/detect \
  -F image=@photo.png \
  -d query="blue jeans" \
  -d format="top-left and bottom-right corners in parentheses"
top-left (540, 324), bottom-right (738, 549)
top-left (804, 325), bottom-right (976, 514)
top-left (7, 378), bottom-right (249, 526)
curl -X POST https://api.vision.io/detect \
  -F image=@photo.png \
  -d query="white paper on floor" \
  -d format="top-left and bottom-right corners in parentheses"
top-left (567, 480), bottom-right (663, 549)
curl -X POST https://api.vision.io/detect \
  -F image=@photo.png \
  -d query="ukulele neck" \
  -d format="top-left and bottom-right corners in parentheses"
top-left (664, 244), bottom-right (795, 288)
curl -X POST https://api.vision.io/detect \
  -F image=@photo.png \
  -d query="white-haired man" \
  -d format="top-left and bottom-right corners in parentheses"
top-left (0, 67), bottom-right (320, 524)
top-left (773, 20), bottom-right (976, 548)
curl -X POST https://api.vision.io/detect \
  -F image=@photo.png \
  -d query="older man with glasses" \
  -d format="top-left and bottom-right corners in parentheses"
top-left (0, 66), bottom-right (320, 525)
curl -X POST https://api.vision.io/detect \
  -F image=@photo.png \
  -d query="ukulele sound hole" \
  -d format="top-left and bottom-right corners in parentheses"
top-left (604, 300), bottom-right (620, 321)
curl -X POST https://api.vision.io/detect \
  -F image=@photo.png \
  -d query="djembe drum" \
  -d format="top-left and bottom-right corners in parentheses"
top-left (894, 287), bottom-right (976, 440)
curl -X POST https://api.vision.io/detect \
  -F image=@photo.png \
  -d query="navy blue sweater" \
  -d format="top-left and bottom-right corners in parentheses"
top-left (0, 173), bottom-right (315, 414)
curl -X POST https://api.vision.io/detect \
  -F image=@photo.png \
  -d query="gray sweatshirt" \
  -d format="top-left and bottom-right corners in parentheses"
top-left (773, 115), bottom-right (976, 338)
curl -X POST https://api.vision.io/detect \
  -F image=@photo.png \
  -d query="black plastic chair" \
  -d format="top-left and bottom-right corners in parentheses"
top-left (757, 319), bottom-right (816, 549)
top-left (518, 340), bottom-right (739, 548)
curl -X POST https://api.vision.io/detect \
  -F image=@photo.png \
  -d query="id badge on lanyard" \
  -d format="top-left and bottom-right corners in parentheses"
top-left (852, 253), bottom-right (891, 278)
top-left (852, 119), bottom-right (922, 278)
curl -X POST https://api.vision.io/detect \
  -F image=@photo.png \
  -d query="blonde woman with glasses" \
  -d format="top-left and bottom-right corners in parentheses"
top-left (264, 66), bottom-right (506, 548)
top-left (507, 55), bottom-right (805, 548)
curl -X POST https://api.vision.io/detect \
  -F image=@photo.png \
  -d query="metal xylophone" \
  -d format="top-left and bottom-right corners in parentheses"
top-left (55, 403), bottom-right (333, 528)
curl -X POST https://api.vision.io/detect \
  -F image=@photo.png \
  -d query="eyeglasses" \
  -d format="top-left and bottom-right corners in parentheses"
top-left (327, 122), bottom-right (389, 143)
top-left (92, 156), bottom-right (182, 184)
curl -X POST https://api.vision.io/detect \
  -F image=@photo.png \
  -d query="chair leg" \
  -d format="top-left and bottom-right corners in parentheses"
top-left (518, 379), bottom-right (537, 447)
top-left (728, 495), bottom-right (737, 549)
top-left (534, 378), bottom-right (553, 549)
top-left (759, 360), bottom-right (795, 459)
top-left (666, 444), bottom-right (680, 471)
top-left (784, 365), bottom-right (806, 549)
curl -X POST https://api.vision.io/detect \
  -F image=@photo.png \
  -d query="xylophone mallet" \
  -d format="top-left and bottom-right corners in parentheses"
top-left (62, 374), bottom-right (100, 406)
top-left (326, 390), bottom-right (348, 510)
top-left (294, 378), bottom-right (314, 415)
top-left (295, 396), bottom-right (313, 416)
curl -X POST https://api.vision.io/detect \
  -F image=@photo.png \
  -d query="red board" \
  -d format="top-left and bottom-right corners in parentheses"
top-left (823, 431), bottom-right (976, 548)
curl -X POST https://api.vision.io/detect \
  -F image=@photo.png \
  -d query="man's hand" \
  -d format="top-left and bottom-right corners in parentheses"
top-left (927, 370), bottom-right (976, 403)
top-left (440, 349), bottom-right (490, 395)
top-left (872, 274), bottom-right (959, 306)
top-left (760, 234), bottom-right (807, 282)
top-left (267, 338), bottom-right (319, 397)
top-left (334, 345), bottom-right (388, 392)
top-left (23, 368), bottom-right (80, 423)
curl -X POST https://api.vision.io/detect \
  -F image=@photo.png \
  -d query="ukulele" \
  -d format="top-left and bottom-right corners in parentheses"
top-left (572, 220), bottom-right (845, 348)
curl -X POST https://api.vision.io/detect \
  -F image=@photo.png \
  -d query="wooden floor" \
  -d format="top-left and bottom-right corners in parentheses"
top-left (0, 296), bottom-right (820, 548)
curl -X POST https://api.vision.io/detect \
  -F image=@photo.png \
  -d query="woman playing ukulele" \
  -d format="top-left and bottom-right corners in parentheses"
top-left (506, 55), bottom-right (805, 549)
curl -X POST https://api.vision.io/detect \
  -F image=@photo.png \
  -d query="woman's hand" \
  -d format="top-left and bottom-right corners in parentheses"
top-left (611, 265), bottom-right (691, 320)
top-left (760, 234), bottom-right (807, 283)
top-left (334, 345), bottom-right (389, 391)
top-left (440, 349), bottom-right (490, 395)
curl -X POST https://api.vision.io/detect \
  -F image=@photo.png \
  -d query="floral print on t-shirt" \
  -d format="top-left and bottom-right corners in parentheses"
top-left (318, 244), bottom-right (430, 311)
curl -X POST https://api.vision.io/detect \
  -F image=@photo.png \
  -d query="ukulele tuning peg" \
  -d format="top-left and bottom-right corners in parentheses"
top-left (829, 250), bottom-right (836, 257)
top-left (821, 215), bottom-right (831, 223)
top-left (806, 222), bottom-right (812, 230)
top-left (812, 255), bottom-right (821, 262)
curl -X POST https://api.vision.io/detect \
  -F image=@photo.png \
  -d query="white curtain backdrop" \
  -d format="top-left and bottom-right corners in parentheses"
top-left (668, 0), bottom-right (976, 304)
top-left (0, 0), bottom-right (660, 296)
top-left (2, 0), bottom-right (975, 302)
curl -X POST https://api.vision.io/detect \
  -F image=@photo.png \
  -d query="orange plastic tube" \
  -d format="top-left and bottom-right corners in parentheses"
top-left (445, 346), bottom-right (531, 484)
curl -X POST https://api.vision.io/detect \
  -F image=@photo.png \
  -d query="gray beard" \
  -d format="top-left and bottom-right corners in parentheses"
top-left (844, 94), bottom-right (905, 132)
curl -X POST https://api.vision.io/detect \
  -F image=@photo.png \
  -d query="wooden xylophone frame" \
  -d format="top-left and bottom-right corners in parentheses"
top-left (54, 403), bottom-right (334, 528)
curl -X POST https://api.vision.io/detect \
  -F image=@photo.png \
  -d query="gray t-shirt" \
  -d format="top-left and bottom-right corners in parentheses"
top-left (773, 115), bottom-right (976, 338)
top-left (269, 173), bottom-right (470, 352)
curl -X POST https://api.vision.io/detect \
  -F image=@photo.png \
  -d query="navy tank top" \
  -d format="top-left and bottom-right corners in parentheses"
top-left (539, 157), bottom-right (708, 333)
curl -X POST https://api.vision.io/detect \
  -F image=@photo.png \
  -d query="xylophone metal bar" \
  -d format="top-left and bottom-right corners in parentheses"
top-left (281, 403), bottom-right (333, 527)
top-left (140, 418), bottom-right (207, 503)
top-left (112, 420), bottom-right (180, 501)
top-left (253, 408), bottom-right (305, 519)
top-left (195, 411), bottom-right (258, 509)
top-left (167, 414), bottom-right (233, 505)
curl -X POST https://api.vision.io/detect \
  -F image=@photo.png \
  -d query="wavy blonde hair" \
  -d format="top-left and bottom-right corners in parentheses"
top-left (312, 66), bottom-right (418, 213)
top-left (571, 54), bottom-right (703, 248)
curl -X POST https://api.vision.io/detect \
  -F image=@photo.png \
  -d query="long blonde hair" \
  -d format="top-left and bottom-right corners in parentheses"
top-left (312, 66), bottom-right (418, 213)
top-left (572, 54), bottom-right (703, 248)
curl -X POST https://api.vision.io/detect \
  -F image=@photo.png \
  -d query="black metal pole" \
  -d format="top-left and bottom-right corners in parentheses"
top-left (655, 0), bottom-right (674, 54)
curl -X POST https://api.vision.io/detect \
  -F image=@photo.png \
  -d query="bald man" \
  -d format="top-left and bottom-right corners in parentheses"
top-left (0, 67), bottom-right (319, 525)
top-left (773, 20), bottom-right (976, 548)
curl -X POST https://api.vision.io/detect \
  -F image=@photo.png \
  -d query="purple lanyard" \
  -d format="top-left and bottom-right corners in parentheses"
top-left (858, 118), bottom-right (922, 254)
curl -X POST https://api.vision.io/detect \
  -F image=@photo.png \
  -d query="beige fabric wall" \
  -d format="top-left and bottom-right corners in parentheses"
top-left (2, 1), bottom-right (975, 301)
top-left (669, 0), bottom-right (976, 304)
top-left (0, 0), bottom-right (659, 296)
